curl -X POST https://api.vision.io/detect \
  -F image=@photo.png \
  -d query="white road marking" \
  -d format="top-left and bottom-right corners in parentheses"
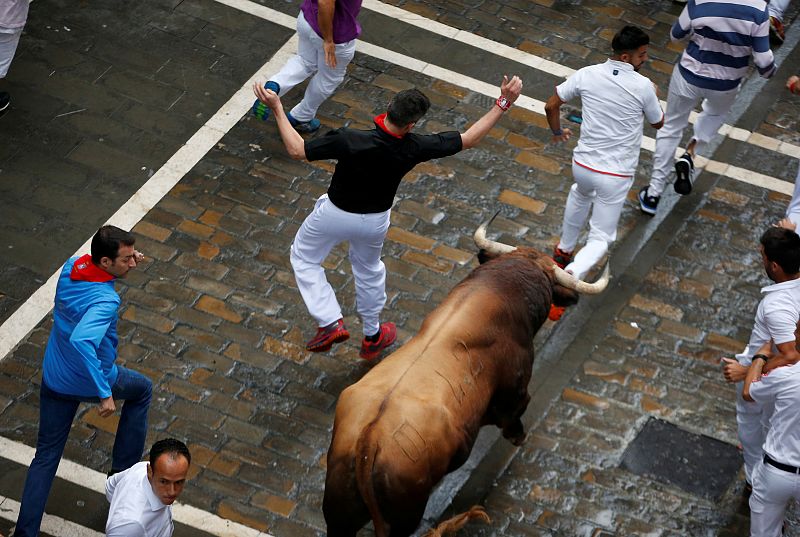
top-left (0, 436), bottom-right (272, 537)
top-left (0, 495), bottom-right (103, 537)
top-left (363, 0), bottom-right (800, 165)
top-left (0, 1), bottom-right (793, 533)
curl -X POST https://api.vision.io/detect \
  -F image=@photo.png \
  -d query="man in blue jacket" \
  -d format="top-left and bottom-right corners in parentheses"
top-left (15, 226), bottom-right (152, 537)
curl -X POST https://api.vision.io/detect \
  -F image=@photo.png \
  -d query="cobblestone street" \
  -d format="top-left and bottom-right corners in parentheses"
top-left (1, 0), bottom-right (799, 535)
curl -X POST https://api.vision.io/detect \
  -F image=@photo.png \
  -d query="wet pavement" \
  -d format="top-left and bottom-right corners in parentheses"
top-left (1, 0), bottom-right (800, 535)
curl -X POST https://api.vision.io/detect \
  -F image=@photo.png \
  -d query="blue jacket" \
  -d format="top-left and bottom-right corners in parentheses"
top-left (42, 255), bottom-right (120, 398)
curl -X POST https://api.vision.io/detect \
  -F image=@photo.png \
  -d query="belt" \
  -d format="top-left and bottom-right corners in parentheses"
top-left (764, 453), bottom-right (800, 474)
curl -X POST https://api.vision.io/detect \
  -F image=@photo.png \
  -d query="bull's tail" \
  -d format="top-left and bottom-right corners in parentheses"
top-left (422, 506), bottom-right (491, 537)
top-left (355, 428), bottom-right (390, 537)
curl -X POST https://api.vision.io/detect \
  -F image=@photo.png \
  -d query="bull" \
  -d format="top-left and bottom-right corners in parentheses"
top-left (323, 217), bottom-right (610, 537)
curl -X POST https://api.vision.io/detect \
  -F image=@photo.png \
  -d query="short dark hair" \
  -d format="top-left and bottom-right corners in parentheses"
top-left (387, 88), bottom-right (431, 126)
top-left (612, 25), bottom-right (650, 54)
top-left (149, 438), bottom-right (191, 467)
top-left (91, 225), bottom-right (135, 264)
top-left (760, 227), bottom-right (800, 274)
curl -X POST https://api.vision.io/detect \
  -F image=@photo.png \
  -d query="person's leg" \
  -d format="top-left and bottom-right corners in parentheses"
top-left (648, 65), bottom-right (700, 197)
top-left (786, 162), bottom-right (800, 227)
top-left (348, 210), bottom-right (391, 337)
top-left (736, 382), bottom-right (765, 483)
top-left (289, 32), bottom-right (356, 122)
top-left (557, 163), bottom-right (596, 255)
top-left (769, 0), bottom-right (790, 21)
top-left (109, 366), bottom-right (152, 473)
top-left (291, 196), bottom-right (353, 327)
top-left (749, 460), bottom-right (794, 537)
top-left (689, 86), bottom-right (739, 157)
top-left (0, 28), bottom-right (23, 79)
top-left (15, 383), bottom-right (80, 537)
top-left (566, 173), bottom-right (633, 280)
top-left (269, 13), bottom-right (319, 96)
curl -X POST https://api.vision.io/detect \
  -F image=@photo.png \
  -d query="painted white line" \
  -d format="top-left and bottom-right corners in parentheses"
top-left (356, 40), bottom-right (794, 196)
top-left (0, 495), bottom-right (103, 537)
top-left (0, 36), bottom-right (298, 363)
top-left (0, 435), bottom-right (272, 537)
top-left (361, 0), bottom-right (800, 164)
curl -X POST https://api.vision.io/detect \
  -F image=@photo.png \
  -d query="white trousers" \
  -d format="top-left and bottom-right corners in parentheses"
top-left (769, 0), bottom-right (790, 22)
top-left (290, 195), bottom-right (390, 337)
top-left (271, 12), bottom-right (356, 122)
top-left (787, 163), bottom-right (800, 227)
top-left (649, 65), bottom-right (739, 196)
top-left (750, 459), bottom-right (800, 537)
top-left (0, 28), bottom-right (23, 78)
top-left (557, 162), bottom-right (633, 280)
top-left (737, 379), bottom-right (767, 483)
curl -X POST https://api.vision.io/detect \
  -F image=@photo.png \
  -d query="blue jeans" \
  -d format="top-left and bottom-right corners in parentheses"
top-left (15, 366), bottom-right (152, 537)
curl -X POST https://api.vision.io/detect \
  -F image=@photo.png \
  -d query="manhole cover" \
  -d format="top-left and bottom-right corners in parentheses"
top-left (620, 418), bottom-right (741, 500)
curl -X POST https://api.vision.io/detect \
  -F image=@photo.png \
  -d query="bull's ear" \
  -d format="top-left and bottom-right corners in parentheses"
top-left (552, 285), bottom-right (579, 307)
top-left (477, 249), bottom-right (496, 264)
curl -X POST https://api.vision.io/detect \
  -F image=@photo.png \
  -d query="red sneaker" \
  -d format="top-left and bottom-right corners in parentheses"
top-left (548, 304), bottom-right (566, 322)
top-left (552, 246), bottom-right (573, 269)
top-left (305, 319), bottom-right (349, 352)
top-left (360, 322), bottom-right (397, 360)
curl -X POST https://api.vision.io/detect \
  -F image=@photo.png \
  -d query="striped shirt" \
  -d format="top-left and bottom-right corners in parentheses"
top-left (673, 0), bottom-right (775, 91)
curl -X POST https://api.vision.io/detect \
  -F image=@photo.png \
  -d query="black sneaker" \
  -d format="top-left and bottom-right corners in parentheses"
top-left (674, 152), bottom-right (695, 195)
top-left (638, 186), bottom-right (659, 216)
top-left (0, 92), bottom-right (9, 117)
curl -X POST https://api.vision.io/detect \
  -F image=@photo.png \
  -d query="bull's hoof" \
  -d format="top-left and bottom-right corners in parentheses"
top-left (509, 432), bottom-right (527, 446)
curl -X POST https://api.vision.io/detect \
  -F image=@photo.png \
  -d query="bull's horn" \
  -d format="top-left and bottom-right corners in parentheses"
top-left (553, 263), bottom-right (610, 294)
top-left (473, 212), bottom-right (516, 255)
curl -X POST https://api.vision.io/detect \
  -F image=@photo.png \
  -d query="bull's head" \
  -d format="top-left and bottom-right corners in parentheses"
top-left (472, 214), bottom-right (610, 298)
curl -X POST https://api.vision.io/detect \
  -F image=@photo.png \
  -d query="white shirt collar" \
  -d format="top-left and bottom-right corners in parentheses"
top-left (762, 277), bottom-right (800, 294)
top-left (606, 59), bottom-right (634, 72)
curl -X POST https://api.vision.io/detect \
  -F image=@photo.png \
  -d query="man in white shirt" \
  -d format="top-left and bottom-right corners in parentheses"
top-left (106, 438), bottom-right (191, 537)
top-left (721, 228), bottom-right (800, 492)
top-left (545, 25), bottom-right (663, 319)
top-left (743, 350), bottom-right (800, 535)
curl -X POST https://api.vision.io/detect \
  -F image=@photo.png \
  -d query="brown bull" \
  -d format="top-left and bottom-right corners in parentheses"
top-left (323, 218), bottom-right (610, 537)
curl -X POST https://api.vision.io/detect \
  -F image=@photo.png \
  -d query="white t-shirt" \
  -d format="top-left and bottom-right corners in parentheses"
top-left (749, 361), bottom-right (800, 467)
top-left (556, 59), bottom-right (663, 177)
top-left (0, 0), bottom-right (29, 30)
top-left (736, 278), bottom-right (800, 366)
top-left (106, 461), bottom-right (174, 537)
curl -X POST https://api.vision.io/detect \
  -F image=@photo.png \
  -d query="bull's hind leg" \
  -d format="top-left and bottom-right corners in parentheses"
top-left (383, 496), bottom-right (428, 537)
top-left (323, 459), bottom-right (371, 537)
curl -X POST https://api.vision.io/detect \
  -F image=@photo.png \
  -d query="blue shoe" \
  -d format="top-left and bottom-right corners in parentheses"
top-left (287, 112), bottom-right (321, 134)
top-left (638, 186), bottom-right (659, 216)
top-left (252, 81), bottom-right (280, 120)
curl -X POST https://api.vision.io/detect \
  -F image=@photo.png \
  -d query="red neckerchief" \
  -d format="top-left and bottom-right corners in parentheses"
top-left (70, 254), bottom-right (115, 282)
top-left (374, 113), bottom-right (404, 139)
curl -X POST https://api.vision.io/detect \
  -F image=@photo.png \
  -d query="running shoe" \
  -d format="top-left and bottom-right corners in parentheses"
top-left (0, 92), bottom-right (9, 117)
top-left (638, 186), bottom-right (660, 216)
top-left (306, 319), bottom-right (350, 352)
top-left (359, 322), bottom-right (397, 360)
top-left (287, 112), bottom-right (322, 134)
top-left (552, 246), bottom-right (573, 269)
top-left (674, 152), bottom-right (695, 195)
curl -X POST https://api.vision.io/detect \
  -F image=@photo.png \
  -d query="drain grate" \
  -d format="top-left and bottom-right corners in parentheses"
top-left (620, 418), bottom-right (741, 501)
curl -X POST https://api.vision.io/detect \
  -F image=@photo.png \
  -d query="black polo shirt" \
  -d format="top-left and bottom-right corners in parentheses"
top-left (304, 117), bottom-right (463, 214)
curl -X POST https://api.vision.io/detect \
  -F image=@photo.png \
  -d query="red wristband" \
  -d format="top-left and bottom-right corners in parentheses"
top-left (496, 96), bottom-right (511, 111)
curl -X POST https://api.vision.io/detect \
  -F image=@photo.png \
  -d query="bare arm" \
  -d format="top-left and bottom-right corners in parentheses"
top-left (742, 357), bottom-right (766, 402)
top-left (253, 82), bottom-right (307, 160)
top-left (318, 0), bottom-right (337, 68)
top-left (544, 92), bottom-right (571, 143)
top-left (460, 75), bottom-right (522, 150)
top-left (762, 340), bottom-right (800, 373)
top-left (720, 357), bottom-right (748, 383)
